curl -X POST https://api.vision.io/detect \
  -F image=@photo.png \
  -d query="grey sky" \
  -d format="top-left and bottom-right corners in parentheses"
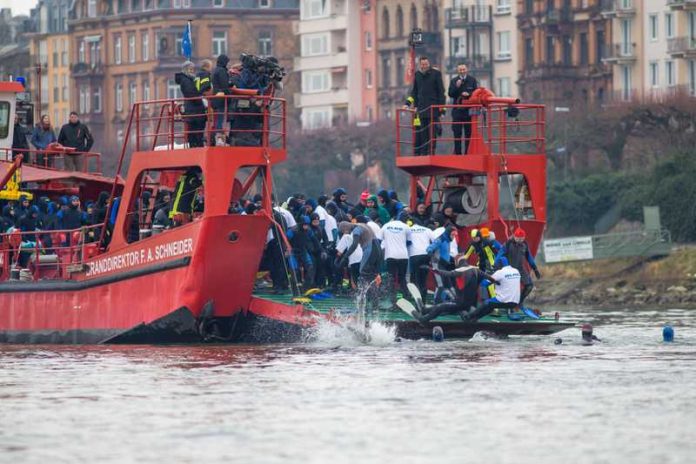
top-left (0, 0), bottom-right (38, 16)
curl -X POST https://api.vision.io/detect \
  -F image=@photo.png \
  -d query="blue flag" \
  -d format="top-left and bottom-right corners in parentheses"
top-left (181, 21), bottom-right (192, 59)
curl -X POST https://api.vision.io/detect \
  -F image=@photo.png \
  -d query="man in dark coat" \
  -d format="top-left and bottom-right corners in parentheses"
top-left (175, 61), bottom-right (206, 148)
top-left (448, 63), bottom-right (478, 155)
top-left (58, 112), bottom-right (94, 171)
top-left (211, 54), bottom-right (231, 146)
top-left (405, 56), bottom-right (446, 156)
top-left (12, 114), bottom-right (30, 160)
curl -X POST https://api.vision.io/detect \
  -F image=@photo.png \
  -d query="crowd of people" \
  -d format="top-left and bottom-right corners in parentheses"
top-left (12, 112), bottom-right (95, 170)
top-left (256, 187), bottom-right (543, 323)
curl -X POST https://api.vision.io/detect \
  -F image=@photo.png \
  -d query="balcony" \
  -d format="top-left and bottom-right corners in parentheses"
top-left (445, 6), bottom-right (492, 28)
top-left (602, 43), bottom-right (638, 63)
top-left (71, 61), bottom-right (104, 77)
top-left (446, 55), bottom-right (492, 74)
top-left (522, 64), bottom-right (582, 80)
top-left (667, 0), bottom-right (696, 10)
top-left (296, 14), bottom-right (348, 35)
top-left (667, 36), bottom-right (696, 57)
top-left (294, 88), bottom-right (349, 108)
top-left (294, 52), bottom-right (348, 71)
top-left (544, 8), bottom-right (573, 24)
top-left (600, 0), bottom-right (636, 17)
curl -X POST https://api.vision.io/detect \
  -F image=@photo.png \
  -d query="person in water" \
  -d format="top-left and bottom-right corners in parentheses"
top-left (338, 222), bottom-right (383, 315)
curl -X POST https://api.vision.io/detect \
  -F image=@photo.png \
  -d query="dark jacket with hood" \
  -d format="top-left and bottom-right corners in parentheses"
top-left (58, 120), bottom-right (94, 152)
top-left (175, 72), bottom-right (206, 115)
top-left (407, 67), bottom-right (446, 114)
top-left (212, 54), bottom-right (231, 110)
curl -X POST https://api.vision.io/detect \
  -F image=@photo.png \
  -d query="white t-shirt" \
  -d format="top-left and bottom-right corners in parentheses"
top-left (324, 213), bottom-right (337, 243)
top-left (380, 220), bottom-right (411, 260)
top-left (449, 238), bottom-right (459, 258)
top-left (409, 224), bottom-right (433, 257)
top-left (367, 221), bottom-right (381, 238)
top-left (274, 206), bottom-right (296, 229)
top-left (491, 265), bottom-right (521, 304)
top-left (336, 234), bottom-right (362, 265)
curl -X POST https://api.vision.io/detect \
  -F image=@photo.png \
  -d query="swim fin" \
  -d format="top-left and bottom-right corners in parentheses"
top-left (407, 283), bottom-right (424, 312)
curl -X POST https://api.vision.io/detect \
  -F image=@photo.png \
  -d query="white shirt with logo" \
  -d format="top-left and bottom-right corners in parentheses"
top-left (380, 220), bottom-right (411, 260)
top-left (409, 224), bottom-right (433, 257)
top-left (491, 265), bottom-right (521, 304)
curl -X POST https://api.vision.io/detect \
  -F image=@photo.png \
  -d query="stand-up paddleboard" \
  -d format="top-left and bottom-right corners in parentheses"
top-left (407, 283), bottom-right (424, 312)
top-left (396, 299), bottom-right (421, 322)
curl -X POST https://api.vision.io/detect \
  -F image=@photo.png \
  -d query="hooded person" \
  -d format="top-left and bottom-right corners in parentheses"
top-left (377, 189), bottom-right (397, 219)
top-left (175, 61), bottom-right (206, 148)
top-left (332, 188), bottom-right (352, 213)
top-left (287, 215), bottom-right (316, 291)
top-left (412, 201), bottom-right (431, 226)
top-left (364, 194), bottom-right (390, 226)
top-left (18, 205), bottom-right (41, 232)
top-left (496, 227), bottom-right (541, 308)
top-left (338, 221), bottom-right (383, 315)
top-left (211, 54), bottom-right (232, 146)
top-left (350, 190), bottom-right (371, 218)
top-left (334, 221), bottom-right (363, 291)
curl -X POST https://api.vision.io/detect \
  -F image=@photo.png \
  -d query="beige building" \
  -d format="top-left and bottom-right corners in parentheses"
top-left (443, 0), bottom-right (518, 97)
top-left (603, 0), bottom-right (696, 101)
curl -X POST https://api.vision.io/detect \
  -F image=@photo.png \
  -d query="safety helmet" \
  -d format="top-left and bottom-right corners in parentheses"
top-left (480, 227), bottom-right (490, 238)
top-left (470, 228), bottom-right (479, 239)
top-left (514, 228), bottom-right (526, 239)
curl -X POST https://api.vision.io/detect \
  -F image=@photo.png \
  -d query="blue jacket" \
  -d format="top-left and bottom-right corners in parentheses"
top-left (31, 125), bottom-right (57, 150)
top-left (427, 233), bottom-right (452, 262)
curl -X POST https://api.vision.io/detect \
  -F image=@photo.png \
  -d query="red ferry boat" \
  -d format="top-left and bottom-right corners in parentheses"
top-left (0, 82), bottom-right (571, 344)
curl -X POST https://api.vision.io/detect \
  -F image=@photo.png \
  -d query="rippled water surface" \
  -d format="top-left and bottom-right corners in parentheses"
top-left (2, 308), bottom-right (695, 464)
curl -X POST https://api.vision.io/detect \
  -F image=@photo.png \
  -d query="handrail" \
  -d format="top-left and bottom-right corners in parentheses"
top-left (1, 147), bottom-right (103, 174)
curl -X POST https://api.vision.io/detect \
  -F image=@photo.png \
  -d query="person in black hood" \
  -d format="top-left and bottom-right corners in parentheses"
top-left (412, 202), bottom-right (431, 226)
top-left (12, 114), bottom-right (30, 160)
top-left (331, 187), bottom-right (352, 213)
top-left (377, 189), bottom-right (397, 219)
top-left (404, 56), bottom-right (446, 155)
top-left (212, 54), bottom-right (231, 146)
top-left (18, 205), bottom-right (41, 232)
top-left (58, 112), bottom-right (94, 171)
top-left (1, 204), bottom-right (17, 231)
top-left (175, 61), bottom-right (206, 148)
top-left (60, 195), bottom-right (84, 231)
top-left (18, 195), bottom-right (31, 217)
top-left (95, 191), bottom-right (110, 224)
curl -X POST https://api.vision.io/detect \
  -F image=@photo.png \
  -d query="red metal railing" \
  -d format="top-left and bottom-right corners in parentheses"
top-left (1, 147), bottom-right (103, 174)
top-left (0, 224), bottom-right (103, 282)
top-left (395, 103), bottom-right (546, 157)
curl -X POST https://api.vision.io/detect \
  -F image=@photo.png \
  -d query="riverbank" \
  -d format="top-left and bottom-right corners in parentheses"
top-left (530, 246), bottom-right (696, 308)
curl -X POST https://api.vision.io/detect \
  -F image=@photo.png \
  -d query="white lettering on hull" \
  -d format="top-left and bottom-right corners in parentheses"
top-left (85, 238), bottom-right (194, 278)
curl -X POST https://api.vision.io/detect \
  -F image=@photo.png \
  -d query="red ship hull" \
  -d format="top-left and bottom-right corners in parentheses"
top-left (0, 214), bottom-right (270, 343)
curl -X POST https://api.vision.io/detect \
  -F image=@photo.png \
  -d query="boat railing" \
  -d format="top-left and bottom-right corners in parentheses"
top-left (127, 94), bottom-right (287, 152)
top-left (395, 103), bottom-right (546, 157)
top-left (0, 224), bottom-right (103, 282)
top-left (1, 147), bottom-right (103, 175)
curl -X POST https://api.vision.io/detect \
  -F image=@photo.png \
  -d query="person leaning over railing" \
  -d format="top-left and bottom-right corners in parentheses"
top-left (403, 56), bottom-right (446, 156)
top-left (175, 61), bottom-right (206, 148)
top-left (30, 115), bottom-right (57, 167)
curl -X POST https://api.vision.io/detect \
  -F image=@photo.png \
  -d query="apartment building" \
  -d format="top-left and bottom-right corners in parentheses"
top-left (28, 0), bottom-right (72, 127)
top-left (517, 0), bottom-right (613, 105)
top-left (603, 0), bottom-right (696, 101)
top-left (376, 0), bottom-right (443, 119)
top-left (443, 0), bottom-right (518, 97)
top-left (294, 0), bottom-right (378, 130)
top-left (67, 0), bottom-right (298, 160)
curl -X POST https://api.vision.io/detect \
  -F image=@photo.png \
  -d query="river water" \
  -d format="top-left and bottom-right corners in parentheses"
top-left (1, 308), bottom-right (695, 464)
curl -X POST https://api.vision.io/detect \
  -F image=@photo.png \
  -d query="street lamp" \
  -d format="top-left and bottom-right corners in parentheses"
top-left (409, 28), bottom-right (424, 47)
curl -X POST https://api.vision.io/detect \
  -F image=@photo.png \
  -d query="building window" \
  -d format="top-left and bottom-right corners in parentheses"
top-left (579, 32), bottom-right (588, 65)
top-left (525, 0), bottom-right (533, 14)
top-left (79, 85), bottom-right (90, 114)
top-left (595, 30), bottom-right (605, 63)
top-left (303, 107), bottom-right (332, 130)
top-left (665, 13), bottom-right (674, 39)
top-left (396, 6), bottom-right (404, 38)
top-left (128, 34), bottom-right (136, 63)
top-left (545, 36), bottom-right (554, 63)
top-left (382, 57), bottom-right (391, 88)
top-left (143, 81), bottom-right (150, 102)
top-left (89, 41), bottom-right (100, 66)
top-left (381, 7), bottom-right (390, 39)
top-left (365, 31), bottom-right (372, 51)
top-left (167, 79), bottom-right (182, 99)
top-left (666, 60), bottom-right (674, 86)
top-left (562, 35), bottom-right (572, 65)
top-left (525, 38), bottom-right (534, 67)
top-left (649, 14), bottom-right (658, 41)
top-left (53, 75), bottom-right (59, 103)
top-left (176, 37), bottom-right (183, 56)
top-left (649, 62), bottom-right (659, 88)
top-left (93, 87), bottom-right (102, 113)
top-left (144, 0), bottom-right (153, 10)
top-left (61, 39), bottom-right (68, 65)
top-left (366, 105), bottom-right (373, 122)
top-left (496, 77), bottom-right (511, 97)
top-left (258, 30), bottom-right (273, 56)
top-left (116, 83), bottom-right (123, 112)
top-left (258, 0), bottom-right (270, 7)
top-left (129, 81), bottom-right (137, 107)
top-left (497, 31), bottom-right (511, 59)
top-left (302, 33), bottom-right (329, 56)
top-left (621, 66), bottom-right (631, 101)
top-left (302, 0), bottom-right (326, 19)
top-left (453, 37), bottom-right (466, 57)
top-left (62, 75), bottom-right (68, 102)
top-left (53, 50), bottom-right (59, 67)
top-left (173, 0), bottom-right (192, 7)
top-left (620, 19), bottom-right (632, 55)
top-left (114, 36), bottom-right (122, 64)
top-left (142, 32), bottom-right (149, 61)
top-left (365, 69), bottom-right (373, 88)
top-left (410, 4), bottom-right (417, 30)
top-left (302, 70), bottom-right (330, 93)
top-left (212, 31), bottom-right (228, 57)
top-left (689, 60), bottom-right (696, 96)
top-left (213, 0), bottom-right (224, 6)
top-left (396, 57), bottom-right (404, 86)
top-left (87, 0), bottom-right (97, 17)
top-left (496, 0), bottom-right (511, 14)
top-left (79, 40), bottom-right (86, 62)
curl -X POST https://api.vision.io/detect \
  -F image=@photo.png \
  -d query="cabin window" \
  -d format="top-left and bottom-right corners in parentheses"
top-left (0, 102), bottom-right (10, 139)
top-left (124, 166), bottom-right (204, 243)
top-left (500, 174), bottom-right (535, 220)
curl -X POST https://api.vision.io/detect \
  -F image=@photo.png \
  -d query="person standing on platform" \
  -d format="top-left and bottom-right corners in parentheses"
top-left (58, 112), bottom-right (94, 171)
top-left (175, 61), bottom-right (206, 148)
top-left (448, 64), bottom-right (478, 155)
top-left (404, 56), bottom-right (445, 156)
top-left (30, 115), bottom-right (57, 167)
